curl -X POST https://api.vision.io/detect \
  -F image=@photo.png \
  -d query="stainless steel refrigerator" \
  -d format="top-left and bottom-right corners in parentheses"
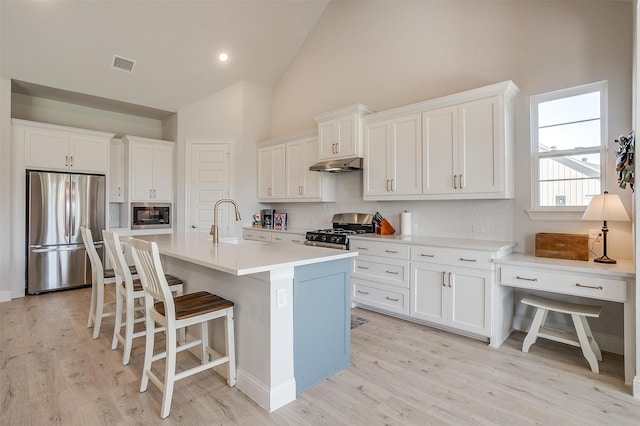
top-left (26, 170), bottom-right (106, 294)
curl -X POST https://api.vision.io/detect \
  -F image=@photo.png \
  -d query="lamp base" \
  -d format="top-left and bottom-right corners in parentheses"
top-left (594, 255), bottom-right (617, 264)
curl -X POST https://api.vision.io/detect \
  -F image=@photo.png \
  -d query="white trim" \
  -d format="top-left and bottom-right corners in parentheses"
top-left (525, 209), bottom-right (586, 222)
top-left (529, 80), bottom-right (608, 211)
top-left (235, 367), bottom-right (296, 413)
top-left (0, 290), bottom-right (12, 303)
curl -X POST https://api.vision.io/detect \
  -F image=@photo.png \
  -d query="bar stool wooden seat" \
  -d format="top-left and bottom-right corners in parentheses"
top-left (102, 230), bottom-right (184, 365)
top-left (130, 237), bottom-right (236, 419)
top-left (521, 294), bottom-right (603, 373)
top-left (81, 226), bottom-right (137, 339)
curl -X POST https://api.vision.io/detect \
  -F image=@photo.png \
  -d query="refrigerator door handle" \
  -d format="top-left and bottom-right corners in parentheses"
top-left (31, 246), bottom-right (87, 253)
top-left (70, 180), bottom-right (77, 237)
top-left (64, 180), bottom-right (70, 238)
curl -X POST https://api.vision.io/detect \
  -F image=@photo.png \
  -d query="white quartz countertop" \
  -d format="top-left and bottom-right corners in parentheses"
top-left (495, 252), bottom-right (635, 278)
top-left (349, 233), bottom-right (516, 252)
top-left (135, 232), bottom-right (356, 276)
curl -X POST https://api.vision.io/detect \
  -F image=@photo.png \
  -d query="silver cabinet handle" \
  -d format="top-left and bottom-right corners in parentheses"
top-left (453, 174), bottom-right (458, 189)
top-left (70, 156), bottom-right (74, 167)
top-left (259, 236), bottom-right (267, 239)
top-left (442, 271), bottom-right (446, 287)
top-left (386, 179), bottom-right (390, 191)
top-left (459, 174), bottom-right (463, 189)
top-left (459, 257), bottom-right (477, 262)
top-left (386, 296), bottom-right (399, 302)
top-left (420, 253), bottom-right (435, 258)
top-left (356, 247), bottom-right (368, 250)
top-left (449, 271), bottom-right (454, 288)
top-left (291, 239), bottom-right (301, 243)
top-left (385, 249), bottom-right (398, 253)
top-left (390, 179), bottom-right (394, 191)
top-left (335, 142), bottom-right (339, 154)
top-left (274, 237), bottom-right (282, 241)
top-left (357, 290), bottom-right (369, 295)
top-left (357, 265), bottom-right (370, 269)
top-left (576, 283), bottom-right (603, 290)
top-left (516, 276), bottom-right (538, 282)
top-left (385, 270), bottom-right (399, 275)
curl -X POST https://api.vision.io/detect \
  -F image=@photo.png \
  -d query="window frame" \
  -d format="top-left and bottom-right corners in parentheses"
top-left (527, 81), bottom-right (608, 221)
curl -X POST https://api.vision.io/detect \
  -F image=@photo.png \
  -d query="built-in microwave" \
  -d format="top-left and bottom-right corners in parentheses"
top-left (131, 202), bottom-right (171, 230)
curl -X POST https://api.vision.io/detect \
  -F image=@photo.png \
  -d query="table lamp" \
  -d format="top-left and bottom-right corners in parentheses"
top-left (581, 191), bottom-right (630, 264)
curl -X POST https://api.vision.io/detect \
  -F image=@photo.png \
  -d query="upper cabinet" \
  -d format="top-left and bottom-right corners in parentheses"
top-left (16, 119), bottom-right (113, 173)
top-left (363, 81), bottom-right (519, 201)
top-left (363, 114), bottom-right (422, 198)
top-left (257, 131), bottom-right (336, 203)
top-left (314, 104), bottom-right (375, 160)
top-left (124, 135), bottom-right (174, 202)
top-left (109, 138), bottom-right (125, 202)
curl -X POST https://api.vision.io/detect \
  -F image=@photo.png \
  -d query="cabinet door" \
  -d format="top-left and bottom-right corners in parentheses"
top-left (69, 134), bottom-right (109, 173)
top-left (130, 142), bottom-right (154, 201)
top-left (24, 127), bottom-right (69, 170)
top-left (271, 233), bottom-right (305, 244)
top-left (152, 144), bottom-right (174, 201)
top-left (299, 138), bottom-right (322, 198)
top-left (410, 263), bottom-right (447, 325)
top-left (109, 139), bottom-right (124, 201)
top-left (271, 144), bottom-right (286, 199)
top-left (336, 115), bottom-right (357, 157)
top-left (422, 106), bottom-right (457, 195)
top-left (318, 120), bottom-right (337, 160)
top-left (363, 121), bottom-right (390, 196)
top-left (390, 114), bottom-right (422, 195)
top-left (286, 141), bottom-right (303, 198)
top-left (257, 147), bottom-right (273, 199)
top-left (448, 266), bottom-right (491, 336)
top-left (457, 96), bottom-right (500, 195)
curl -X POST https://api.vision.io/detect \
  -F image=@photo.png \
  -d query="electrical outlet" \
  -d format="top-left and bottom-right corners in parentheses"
top-left (588, 229), bottom-right (601, 239)
top-left (276, 288), bottom-right (287, 309)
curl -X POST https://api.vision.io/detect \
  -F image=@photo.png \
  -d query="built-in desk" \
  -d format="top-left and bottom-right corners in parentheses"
top-left (493, 253), bottom-right (635, 386)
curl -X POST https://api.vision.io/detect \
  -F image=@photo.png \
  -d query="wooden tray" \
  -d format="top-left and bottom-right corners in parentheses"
top-left (535, 233), bottom-right (589, 261)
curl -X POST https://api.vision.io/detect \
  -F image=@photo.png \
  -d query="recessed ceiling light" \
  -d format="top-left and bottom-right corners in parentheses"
top-left (218, 52), bottom-right (229, 62)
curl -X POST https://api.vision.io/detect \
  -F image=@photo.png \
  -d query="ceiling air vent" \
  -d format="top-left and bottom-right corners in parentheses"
top-left (111, 55), bottom-right (135, 73)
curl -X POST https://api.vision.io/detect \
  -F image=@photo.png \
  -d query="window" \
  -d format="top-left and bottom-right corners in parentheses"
top-left (530, 81), bottom-right (607, 216)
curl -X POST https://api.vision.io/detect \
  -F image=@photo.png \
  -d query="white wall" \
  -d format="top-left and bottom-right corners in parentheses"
top-left (11, 93), bottom-right (165, 139)
top-left (176, 81), bottom-right (272, 235)
top-left (267, 0), bottom-right (634, 260)
top-left (0, 78), bottom-right (11, 302)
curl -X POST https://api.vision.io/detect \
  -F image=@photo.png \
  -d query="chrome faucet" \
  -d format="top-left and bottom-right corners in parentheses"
top-left (211, 199), bottom-right (242, 243)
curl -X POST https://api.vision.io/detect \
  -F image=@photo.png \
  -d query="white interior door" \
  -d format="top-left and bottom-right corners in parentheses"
top-left (187, 141), bottom-right (232, 235)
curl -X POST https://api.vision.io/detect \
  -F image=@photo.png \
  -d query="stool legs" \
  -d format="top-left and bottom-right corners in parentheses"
top-left (571, 314), bottom-right (600, 373)
top-left (522, 307), bottom-right (548, 353)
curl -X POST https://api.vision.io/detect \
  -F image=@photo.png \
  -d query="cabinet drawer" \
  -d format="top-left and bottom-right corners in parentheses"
top-left (272, 233), bottom-right (305, 244)
top-left (353, 256), bottom-right (409, 288)
top-left (352, 279), bottom-right (409, 314)
top-left (410, 246), bottom-right (493, 269)
top-left (350, 240), bottom-right (409, 259)
top-left (243, 230), bottom-right (272, 242)
top-left (499, 266), bottom-right (627, 302)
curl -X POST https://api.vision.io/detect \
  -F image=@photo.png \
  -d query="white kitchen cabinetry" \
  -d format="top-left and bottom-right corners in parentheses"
top-left (362, 81), bottom-right (519, 201)
top-left (410, 245), bottom-right (492, 337)
top-left (314, 104), bottom-right (375, 161)
top-left (271, 232), bottom-right (305, 245)
top-left (423, 96), bottom-right (503, 197)
top-left (243, 229), bottom-right (273, 242)
top-left (124, 135), bottom-right (174, 202)
top-left (363, 114), bottom-right (422, 198)
top-left (243, 229), bottom-right (305, 244)
top-left (258, 131), bottom-right (336, 203)
top-left (258, 144), bottom-right (286, 200)
top-left (109, 138), bottom-right (124, 202)
top-left (16, 119), bottom-right (113, 173)
top-left (350, 239), bottom-right (410, 315)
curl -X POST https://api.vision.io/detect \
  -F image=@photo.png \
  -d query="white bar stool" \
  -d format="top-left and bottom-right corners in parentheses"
top-left (130, 237), bottom-right (236, 419)
top-left (103, 230), bottom-right (184, 365)
top-left (521, 294), bottom-right (603, 373)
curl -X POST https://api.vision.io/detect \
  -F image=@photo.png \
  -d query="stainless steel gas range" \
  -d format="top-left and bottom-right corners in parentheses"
top-left (304, 213), bottom-right (375, 250)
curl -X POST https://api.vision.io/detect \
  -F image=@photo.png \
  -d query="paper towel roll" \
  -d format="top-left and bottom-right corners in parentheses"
top-left (400, 211), bottom-right (412, 236)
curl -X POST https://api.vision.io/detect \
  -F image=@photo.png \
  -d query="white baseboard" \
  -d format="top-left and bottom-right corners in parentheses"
top-left (513, 315), bottom-right (623, 355)
top-left (633, 376), bottom-right (640, 398)
top-left (236, 367), bottom-right (296, 413)
top-left (0, 290), bottom-right (11, 303)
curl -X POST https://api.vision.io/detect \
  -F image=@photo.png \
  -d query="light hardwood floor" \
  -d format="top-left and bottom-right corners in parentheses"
top-left (2, 286), bottom-right (640, 425)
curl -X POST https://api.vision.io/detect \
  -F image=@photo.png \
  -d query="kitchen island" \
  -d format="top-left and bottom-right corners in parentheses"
top-left (135, 232), bottom-right (357, 412)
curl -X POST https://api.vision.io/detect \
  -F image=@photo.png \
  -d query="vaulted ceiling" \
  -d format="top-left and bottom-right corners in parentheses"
top-left (1, 1), bottom-right (329, 118)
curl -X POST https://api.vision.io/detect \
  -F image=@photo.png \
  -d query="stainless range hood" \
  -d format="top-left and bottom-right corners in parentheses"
top-left (309, 157), bottom-right (362, 173)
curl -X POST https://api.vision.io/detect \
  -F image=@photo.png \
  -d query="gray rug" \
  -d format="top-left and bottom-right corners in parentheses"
top-left (351, 315), bottom-right (369, 329)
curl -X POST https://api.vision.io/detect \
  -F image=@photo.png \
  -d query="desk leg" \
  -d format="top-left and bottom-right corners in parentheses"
top-left (490, 284), bottom-right (515, 348)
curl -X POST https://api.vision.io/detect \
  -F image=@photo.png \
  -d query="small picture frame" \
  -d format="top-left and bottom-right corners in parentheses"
top-left (273, 213), bottom-right (288, 230)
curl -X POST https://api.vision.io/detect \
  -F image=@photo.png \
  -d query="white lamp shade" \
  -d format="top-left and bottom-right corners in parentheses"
top-left (582, 193), bottom-right (630, 221)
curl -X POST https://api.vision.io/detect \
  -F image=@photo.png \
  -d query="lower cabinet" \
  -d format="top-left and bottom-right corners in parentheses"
top-left (243, 229), bottom-right (305, 244)
top-left (350, 237), bottom-right (501, 340)
top-left (410, 262), bottom-right (491, 337)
